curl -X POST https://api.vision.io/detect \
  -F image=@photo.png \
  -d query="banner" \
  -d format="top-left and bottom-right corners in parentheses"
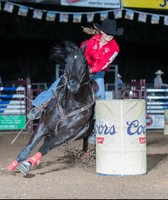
top-left (18, 6), bottom-right (28, 17)
top-left (2, 1), bottom-right (168, 26)
top-left (61, 0), bottom-right (121, 8)
top-left (123, 0), bottom-right (168, 9)
top-left (3, 0), bottom-right (60, 5)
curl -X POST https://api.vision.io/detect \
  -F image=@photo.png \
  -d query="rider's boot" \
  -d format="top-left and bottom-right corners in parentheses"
top-left (27, 106), bottom-right (43, 120)
top-left (27, 99), bottom-right (51, 120)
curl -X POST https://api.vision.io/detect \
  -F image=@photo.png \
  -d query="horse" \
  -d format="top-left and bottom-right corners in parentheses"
top-left (6, 41), bottom-right (96, 176)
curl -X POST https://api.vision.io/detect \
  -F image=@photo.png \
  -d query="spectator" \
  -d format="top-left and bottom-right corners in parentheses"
top-left (117, 73), bottom-right (123, 89)
top-left (154, 70), bottom-right (168, 89)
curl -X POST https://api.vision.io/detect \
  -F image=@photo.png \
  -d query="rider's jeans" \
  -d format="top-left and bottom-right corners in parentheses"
top-left (32, 77), bottom-right (61, 107)
top-left (92, 71), bottom-right (105, 100)
top-left (32, 71), bottom-right (106, 108)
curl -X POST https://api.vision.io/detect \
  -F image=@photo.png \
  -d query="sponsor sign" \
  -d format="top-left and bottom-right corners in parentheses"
top-left (146, 114), bottom-right (164, 129)
top-left (123, 0), bottom-right (168, 9)
top-left (0, 115), bottom-right (26, 130)
top-left (95, 100), bottom-right (147, 176)
top-left (61, 0), bottom-right (121, 8)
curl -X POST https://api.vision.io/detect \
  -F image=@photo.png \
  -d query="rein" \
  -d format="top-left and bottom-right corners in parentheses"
top-left (58, 99), bottom-right (95, 120)
top-left (51, 74), bottom-right (67, 98)
top-left (80, 73), bottom-right (92, 87)
top-left (54, 74), bottom-right (95, 135)
top-left (54, 99), bottom-right (95, 136)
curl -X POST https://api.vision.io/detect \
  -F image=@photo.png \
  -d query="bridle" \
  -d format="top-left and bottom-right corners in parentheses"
top-left (51, 65), bottom-right (95, 135)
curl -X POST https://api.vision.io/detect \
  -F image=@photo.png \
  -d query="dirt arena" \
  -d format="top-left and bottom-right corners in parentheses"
top-left (0, 130), bottom-right (168, 199)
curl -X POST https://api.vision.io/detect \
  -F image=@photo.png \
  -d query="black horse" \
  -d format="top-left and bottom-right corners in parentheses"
top-left (6, 41), bottom-right (96, 176)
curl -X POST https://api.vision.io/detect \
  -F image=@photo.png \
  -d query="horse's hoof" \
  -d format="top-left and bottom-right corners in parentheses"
top-left (17, 161), bottom-right (31, 176)
top-left (83, 151), bottom-right (90, 159)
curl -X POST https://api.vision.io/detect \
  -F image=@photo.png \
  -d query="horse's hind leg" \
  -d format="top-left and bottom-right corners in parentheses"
top-left (82, 120), bottom-right (95, 158)
top-left (82, 137), bottom-right (90, 159)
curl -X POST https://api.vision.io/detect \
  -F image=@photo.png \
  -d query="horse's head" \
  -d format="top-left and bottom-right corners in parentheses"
top-left (64, 41), bottom-right (89, 93)
top-left (51, 41), bottom-right (90, 93)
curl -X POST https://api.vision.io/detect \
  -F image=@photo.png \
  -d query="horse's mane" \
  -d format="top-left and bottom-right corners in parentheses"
top-left (50, 40), bottom-right (85, 65)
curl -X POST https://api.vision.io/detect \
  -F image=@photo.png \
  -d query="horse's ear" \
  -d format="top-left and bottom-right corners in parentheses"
top-left (64, 40), bottom-right (78, 53)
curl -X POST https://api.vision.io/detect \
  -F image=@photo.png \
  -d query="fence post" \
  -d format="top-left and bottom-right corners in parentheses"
top-left (26, 77), bottom-right (33, 133)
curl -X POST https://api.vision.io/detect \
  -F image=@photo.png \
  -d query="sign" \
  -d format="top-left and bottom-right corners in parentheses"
top-left (123, 0), bottom-right (168, 9)
top-left (146, 114), bottom-right (153, 127)
top-left (0, 115), bottom-right (26, 130)
top-left (146, 114), bottom-right (164, 129)
top-left (1, 0), bottom-right (60, 5)
top-left (61, 0), bottom-right (121, 8)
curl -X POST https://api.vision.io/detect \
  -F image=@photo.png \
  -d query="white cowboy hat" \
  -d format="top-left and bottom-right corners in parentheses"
top-left (117, 74), bottom-right (121, 78)
top-left (155, 70), bottom-right (164, 75)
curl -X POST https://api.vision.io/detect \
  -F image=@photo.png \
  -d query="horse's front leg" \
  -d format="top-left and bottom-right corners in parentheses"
top-left (6, 123), bottom-right (45, 172)
top-left (17, 130), bottom-right (77, 176)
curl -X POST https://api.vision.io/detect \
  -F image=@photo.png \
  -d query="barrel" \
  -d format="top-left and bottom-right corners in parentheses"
top-left (95, 99), bottom-right (147, 176)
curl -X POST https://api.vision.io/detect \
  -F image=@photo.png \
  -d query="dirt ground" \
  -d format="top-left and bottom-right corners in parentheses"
top-left (1, 130), bottom-right (168, 199)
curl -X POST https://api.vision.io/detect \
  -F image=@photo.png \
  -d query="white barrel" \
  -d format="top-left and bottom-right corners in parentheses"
top-left (96, 99), bottom-right (147, 176)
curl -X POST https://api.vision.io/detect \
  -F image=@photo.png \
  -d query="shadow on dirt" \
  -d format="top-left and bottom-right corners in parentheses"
top-left (147, 153), bottom-right (168, 172)
top-left (22, 149), bottom-right (168, 177)
top-left (147, 138), bottom-right (168, 147)
top-left (30, 148), bottom-right (96, 176)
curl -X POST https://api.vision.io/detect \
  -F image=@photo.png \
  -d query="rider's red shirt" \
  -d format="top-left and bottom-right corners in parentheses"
top-left (80, 34), bottom-right (119, 73)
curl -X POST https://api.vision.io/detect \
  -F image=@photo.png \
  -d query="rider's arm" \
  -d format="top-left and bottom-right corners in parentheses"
top-left (82, 36), bottom-right (119, 73)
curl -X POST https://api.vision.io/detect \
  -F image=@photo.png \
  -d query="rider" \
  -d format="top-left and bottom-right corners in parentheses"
top-left (27, 18), bottom-right (124, 120)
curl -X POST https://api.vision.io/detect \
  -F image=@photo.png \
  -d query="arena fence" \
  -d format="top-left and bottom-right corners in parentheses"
top-left (0, 86), bottom-right (26, 130)
top-left (146, 88), bottom-right (168, 129)
top-left (0, 78), bottom-right (47, 133)
top-left (0, 77), bottom-right (167, 132)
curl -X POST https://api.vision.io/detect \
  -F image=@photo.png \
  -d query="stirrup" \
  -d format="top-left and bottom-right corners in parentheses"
top-left (27, 107), bottom-right (42, 120)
